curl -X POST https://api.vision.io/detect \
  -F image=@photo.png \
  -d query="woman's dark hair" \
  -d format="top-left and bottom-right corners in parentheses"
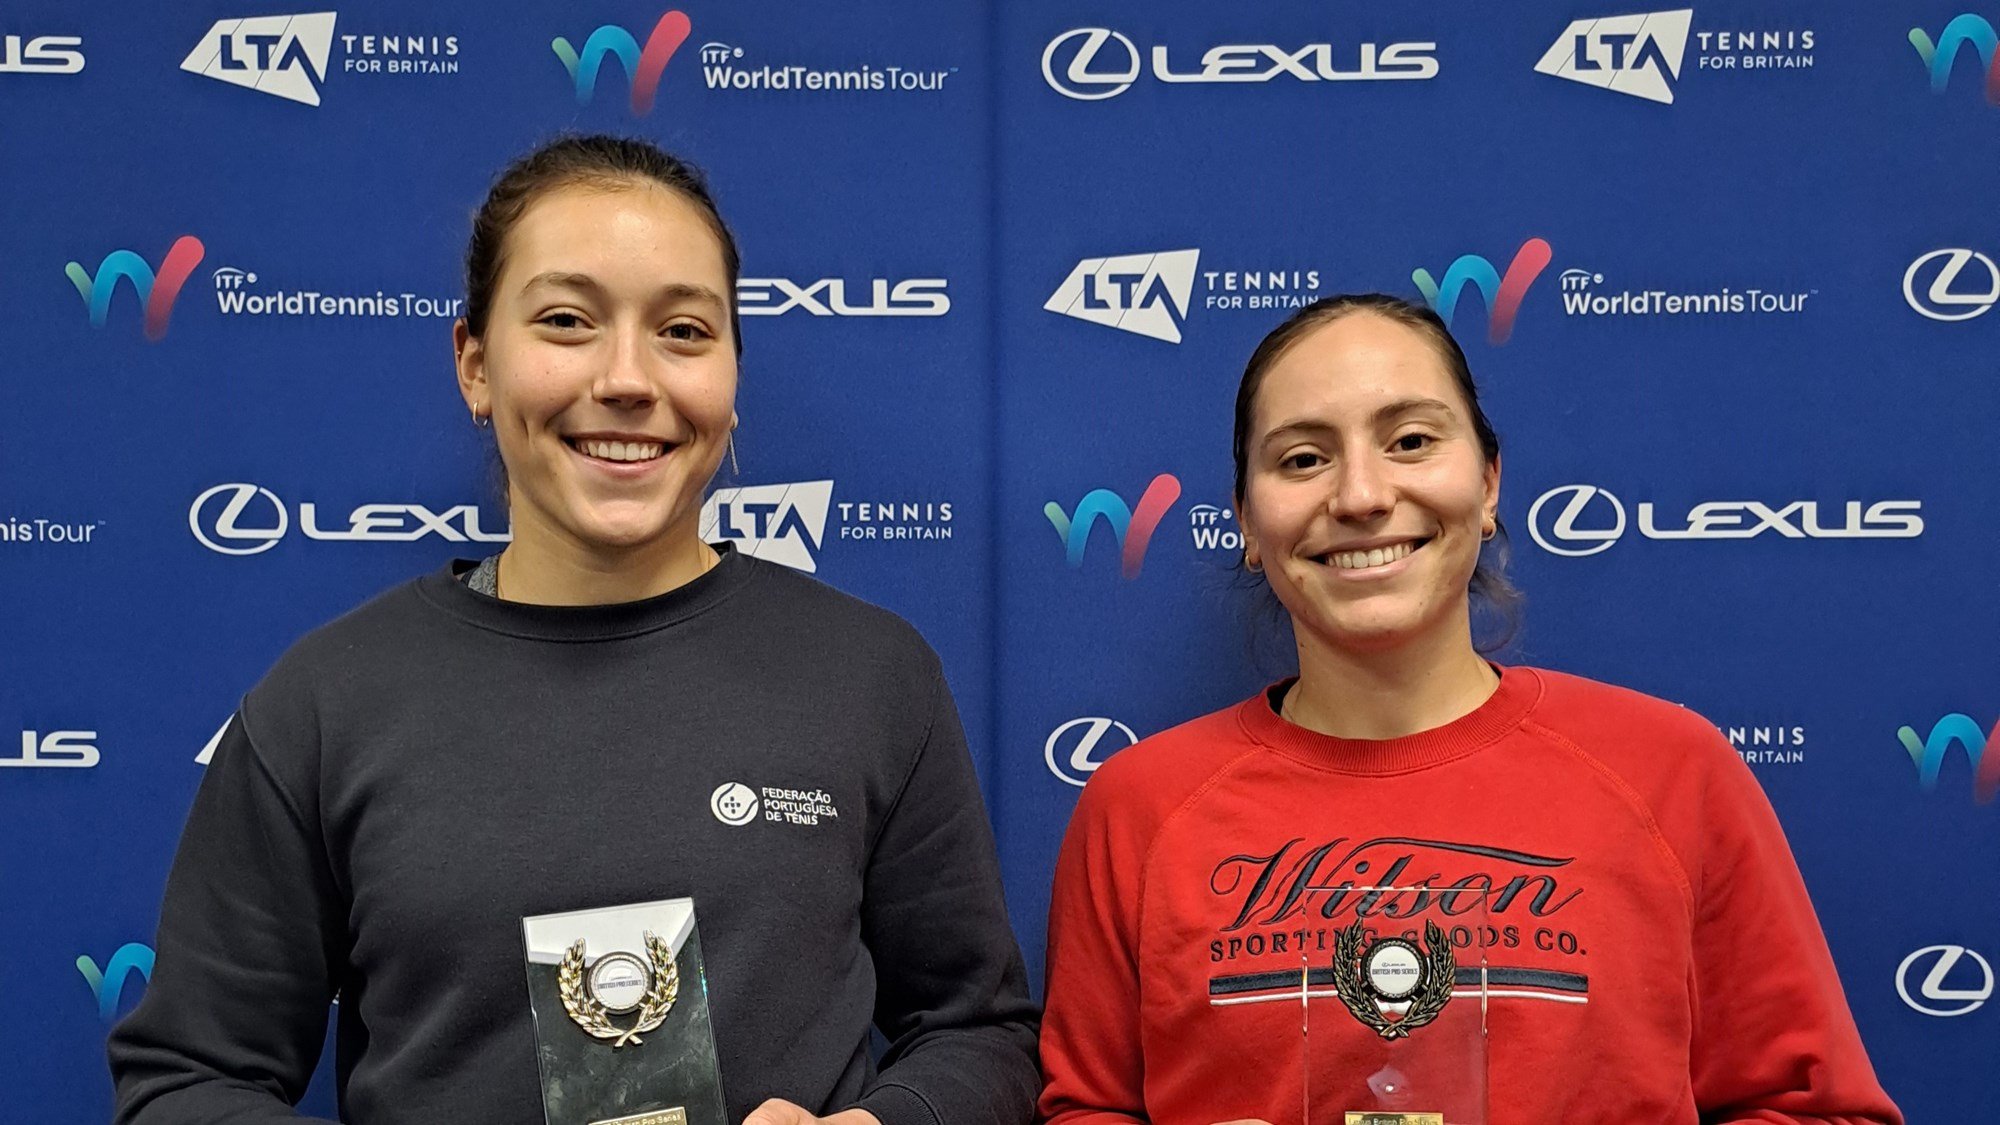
top-left (462, 134), bottom-right (742, 353)
top-left (1230, 293), bottom-right (1522, 650)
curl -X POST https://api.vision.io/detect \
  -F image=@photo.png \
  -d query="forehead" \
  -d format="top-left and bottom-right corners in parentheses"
top-left (1253, 313), bottom-right (1464, 426)
top-left (500, 181), bottom-right (728, 289)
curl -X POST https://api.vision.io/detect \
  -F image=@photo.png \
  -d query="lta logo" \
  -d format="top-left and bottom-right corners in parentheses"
top-left (1899, 713), bottom-right (1999, 803)
top-left (553, 10), bottom-right (692, 113)
top-left (1044, 474), bottom-right (1181, 578)
top-left (78, 943), bottom-right (154, 1022)
top-left (1910, 15), bottom-right (2000, 104)
top-left (1412, 238), bottom-right (1552, 345)
top-left (66, 236), bottom-right (206, 341)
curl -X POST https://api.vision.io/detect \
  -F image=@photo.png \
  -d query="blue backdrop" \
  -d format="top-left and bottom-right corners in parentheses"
top-left (3, 2), bottom-right (1995, 1121)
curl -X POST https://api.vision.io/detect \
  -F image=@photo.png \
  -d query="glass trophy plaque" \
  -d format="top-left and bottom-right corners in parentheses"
top-left (523, 898), bottom-right (729, 1125)
top-left (1303, 889), bottom-right (1489, 1125)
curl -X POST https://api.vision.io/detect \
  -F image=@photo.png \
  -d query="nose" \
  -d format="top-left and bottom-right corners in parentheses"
top-left (1328, 450), bottom-right (1393, 523)
top-left (592, 327), bottom-right (657, 409)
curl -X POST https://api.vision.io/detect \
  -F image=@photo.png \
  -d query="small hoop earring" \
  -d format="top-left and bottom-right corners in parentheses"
top-left (473, 409), bottom-right (491, 429)
top-left (1481, 523), bottom-right (1496, 542)
top-left (728, 432), bottom-right (740, 477)
top-left (1244, 555), bottom-right (1262, 574)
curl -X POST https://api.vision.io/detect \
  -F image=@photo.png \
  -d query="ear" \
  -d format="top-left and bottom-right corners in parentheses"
top-left (454, 319), bottom-right (487, 416)
top-left (1237, 494), bottom-right (1263, 572)
top-left (1483, 453), bottom-right (1502, 532)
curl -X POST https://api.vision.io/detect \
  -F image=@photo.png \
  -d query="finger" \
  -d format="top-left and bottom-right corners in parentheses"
top-left (744, 1098), bottom-right (810, 1125)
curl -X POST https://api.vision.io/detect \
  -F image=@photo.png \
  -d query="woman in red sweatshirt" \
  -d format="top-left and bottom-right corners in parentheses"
top-left (1037, 294), bottom-right (1901, 1125)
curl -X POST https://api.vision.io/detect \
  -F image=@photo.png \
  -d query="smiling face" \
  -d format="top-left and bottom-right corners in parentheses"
top-left (1238, 311), bottom-right (1500, 656)
top-left (454, 180), bottom-right (737, 558)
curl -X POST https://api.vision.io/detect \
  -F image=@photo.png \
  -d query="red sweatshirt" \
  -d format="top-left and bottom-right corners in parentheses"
top-left (1039, 666), bottom-right (1900, 1125)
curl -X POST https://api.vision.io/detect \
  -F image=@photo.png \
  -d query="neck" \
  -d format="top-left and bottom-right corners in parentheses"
top-left (1285, 611), bottom-right (1499, 741)
top-left (495, 507), bottom-right (716, 607)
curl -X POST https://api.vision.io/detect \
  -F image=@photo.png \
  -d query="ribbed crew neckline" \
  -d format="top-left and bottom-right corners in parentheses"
top-left (1238, 664), bottom-right (1543, 774)
top-left (414, 543), bottom-right (755, 642)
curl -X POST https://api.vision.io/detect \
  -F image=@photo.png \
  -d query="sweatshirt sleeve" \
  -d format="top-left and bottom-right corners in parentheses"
top-left (850, 665), bottom-right (1042, 1125)
top-left (107, 705), bottom-right (344, 1124)
top-left (1686, 739), bottom-right (1902, 1125)
top-left (1036, 758), bottom-right (1149, 1125)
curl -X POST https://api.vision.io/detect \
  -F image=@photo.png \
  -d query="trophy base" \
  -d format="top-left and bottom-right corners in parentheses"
top-left (593, 1111), bottom-right (688, 1125)
top-left (1345, 1115), bottom-right (1444, 1125)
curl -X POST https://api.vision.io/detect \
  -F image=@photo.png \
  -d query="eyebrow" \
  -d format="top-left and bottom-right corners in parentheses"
top-left (519, 272), bottom-right (729, 310)
top-left (1260, 397), bottom-right (1460, 445)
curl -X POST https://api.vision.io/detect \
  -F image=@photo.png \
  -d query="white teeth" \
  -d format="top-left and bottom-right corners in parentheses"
top-left (577, 439), bottom-right (664, 463)
top-left (1330, 541), bottom-right (1416, 571)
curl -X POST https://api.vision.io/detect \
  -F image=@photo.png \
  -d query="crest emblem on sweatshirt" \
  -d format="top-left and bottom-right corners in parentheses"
top-left (1332, 919), bottom-right (1455, 1039)
top-left (558, 933), bottom-right (680, 1047)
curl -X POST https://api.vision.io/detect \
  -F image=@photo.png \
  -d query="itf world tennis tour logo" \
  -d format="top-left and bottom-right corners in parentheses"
top-left (556, 9), bottom-right (955, 115)
top-left (1910, 14), bottom-right (2000, 104)
top-left (1413, 239), bottom-right (1552, 345)
top-left (1899, 713), bottom-right (1999, 803)
top-left (1044, 474), bottom-right (1182, 579)
top-left (66, 236), bottom-right (206, 341)
top-left (78, 944), bottom-right (154, 1023)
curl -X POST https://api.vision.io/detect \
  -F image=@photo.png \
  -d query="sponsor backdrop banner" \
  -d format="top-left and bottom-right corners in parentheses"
top-left (2, 1), bottom-right (1993, 1119)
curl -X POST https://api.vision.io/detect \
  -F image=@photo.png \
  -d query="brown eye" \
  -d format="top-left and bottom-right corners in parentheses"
top-left (540, 312), bottom-right (585, 331)
top-left (1394, 433), bottom-right (1433, 453)
top-left (664, 321), bottom-right (712, 342)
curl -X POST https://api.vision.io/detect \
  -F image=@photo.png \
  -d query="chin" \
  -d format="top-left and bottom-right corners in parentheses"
top-left (1293, 599), bottom-right (1447, 655)
top-left (568, 513), bottom-right (679, 551)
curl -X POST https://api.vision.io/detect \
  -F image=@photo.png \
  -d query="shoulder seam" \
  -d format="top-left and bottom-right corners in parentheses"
top-left (866, 655), bottom-right (944, 857)
top-left (1132, 712), bottom-right (1272, 992)
top-left (230, 701), bottom-right (318, 840)
top-left (1518, 715), bottom-right (1696, 912)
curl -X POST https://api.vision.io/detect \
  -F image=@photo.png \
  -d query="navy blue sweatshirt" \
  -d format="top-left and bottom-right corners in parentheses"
top-left (109, 549), bottom-right (1039, 1125)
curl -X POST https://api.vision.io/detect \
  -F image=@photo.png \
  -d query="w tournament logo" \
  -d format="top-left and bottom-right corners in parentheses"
top-left (553, 10), bottom-right (693, 113)
top-left (1413, 239), bottom-right (1553, 345)
top-left (1910, 14), bottom-right (2000, 104)
top-left (66, 236), bottom-right (207, 340)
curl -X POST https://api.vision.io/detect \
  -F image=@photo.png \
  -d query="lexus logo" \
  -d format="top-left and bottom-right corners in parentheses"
top-left (1041, 28), bottom-right (1140, 100)
top-left (1527, 484), bottom-right (1626, 557)
top-left (188, 483), bottom-right (287, 555)
top-left (1904, 249), bottom-right (2000, 321)
top-left (1045, 717), bottom-right (1138, 786)
top-left (1897, 944), bottom-right (1993, 1017)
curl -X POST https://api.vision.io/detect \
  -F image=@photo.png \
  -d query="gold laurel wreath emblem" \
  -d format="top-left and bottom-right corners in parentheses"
top-left (1332, 919), bottom-right (1457, 1041)
top-left (558, 932), bottom-right (679, 1048)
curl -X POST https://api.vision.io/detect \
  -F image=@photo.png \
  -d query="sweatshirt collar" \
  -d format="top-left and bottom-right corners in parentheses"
top-left (1238, 664), bottom-right (1543, 774)
top-left (415, 542), bottom-right (755, 642)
